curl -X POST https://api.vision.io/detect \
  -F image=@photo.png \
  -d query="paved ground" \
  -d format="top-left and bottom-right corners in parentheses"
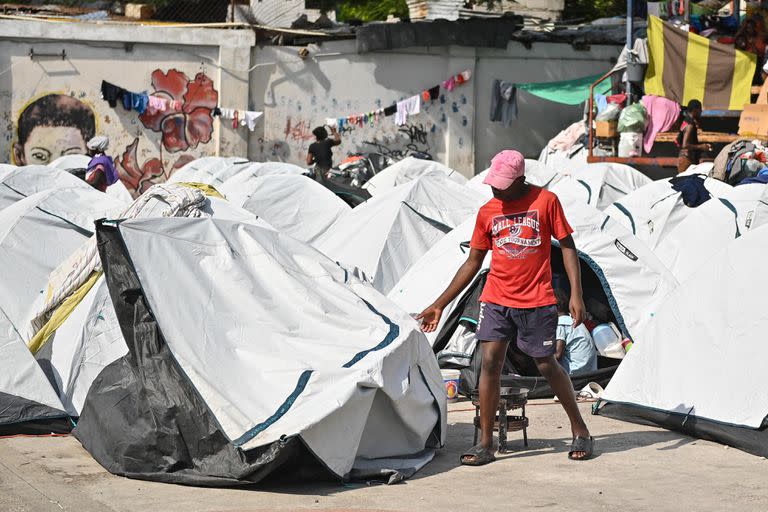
top-left (1, 400), bottom-right (767, 512)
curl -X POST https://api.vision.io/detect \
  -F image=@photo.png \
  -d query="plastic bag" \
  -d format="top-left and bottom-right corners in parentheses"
top-left (619, 132), bottom-right (643, 157)
top-left (596, 103), bottom-right (621, 121)
top-left (618, 103), bottom-right (648, 132)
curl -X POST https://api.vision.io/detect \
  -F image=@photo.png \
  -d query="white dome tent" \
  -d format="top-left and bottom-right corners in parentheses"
top-left (598, 222), bottom-right (768, 457)
top-left (315, 173), bottom-right (485, 294)
top-left (220, 174), bottom-right (349, 244)
top-left (604, 175), bottom-right (735, 249)
top-left (362, 157), bottom-right (467, 196)
top-left (0, 187), bottom-right (122, 433)
top-left (72, 216), bottom-right (445, 485)
top-left (0, 164), bottom-right (92, 211)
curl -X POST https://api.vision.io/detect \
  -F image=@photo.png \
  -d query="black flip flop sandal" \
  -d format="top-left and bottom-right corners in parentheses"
top-left (568, 436), bottom-right (595, 461)
top-left (460, 445), bottom-right (497, 466)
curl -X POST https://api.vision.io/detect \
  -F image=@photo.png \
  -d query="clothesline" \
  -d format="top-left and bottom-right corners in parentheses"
top-left (100, 79), bottom-right (263, 131)
top-left (324, 70), bottom-right (472, 130)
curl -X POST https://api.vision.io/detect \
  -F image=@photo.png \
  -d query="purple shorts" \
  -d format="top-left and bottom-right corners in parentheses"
top-left (476, 302), bottom-right (558, 358)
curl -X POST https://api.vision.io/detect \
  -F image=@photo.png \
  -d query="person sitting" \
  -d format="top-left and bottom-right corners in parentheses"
top-left (554, 288), bottom-right (597, 376)
top-left (677, 100), bottom-right (712, 174)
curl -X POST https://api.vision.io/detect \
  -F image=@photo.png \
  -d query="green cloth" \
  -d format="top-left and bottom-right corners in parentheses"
top-left (517, 74), bottom-right (611, 105)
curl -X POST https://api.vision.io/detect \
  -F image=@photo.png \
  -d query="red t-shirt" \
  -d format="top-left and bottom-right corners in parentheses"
top-left (470, 186), bottom-right (573, 309)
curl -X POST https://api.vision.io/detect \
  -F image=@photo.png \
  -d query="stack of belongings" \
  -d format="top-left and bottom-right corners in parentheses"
top-left (711, 139), bottom-right (768, 185)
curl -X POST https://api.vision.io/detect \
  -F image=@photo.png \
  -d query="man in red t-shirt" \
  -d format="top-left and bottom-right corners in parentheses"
top-left (417, 150), bottom-right (593, 464)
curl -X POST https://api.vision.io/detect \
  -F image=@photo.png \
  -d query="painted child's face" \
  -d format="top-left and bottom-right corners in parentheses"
top-left (19, 126), bottom-right (87, 165)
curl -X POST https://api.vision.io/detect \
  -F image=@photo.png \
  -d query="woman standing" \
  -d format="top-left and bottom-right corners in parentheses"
top-left (677, 100), bottom-right (712, 174)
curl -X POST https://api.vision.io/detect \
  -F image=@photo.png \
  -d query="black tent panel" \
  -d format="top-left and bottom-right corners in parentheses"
top-left (73, 220), bottom-right (314, 486)
top-left (598, 402), bottom-right (768, 458)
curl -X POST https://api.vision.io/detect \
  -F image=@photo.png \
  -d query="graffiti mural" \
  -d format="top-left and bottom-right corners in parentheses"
top-left (116, 69), bottom-right (218, 194)
top-left (8, 67), bottom-right (218, 197)
top-left (12, 94), bottom-right (96, 166)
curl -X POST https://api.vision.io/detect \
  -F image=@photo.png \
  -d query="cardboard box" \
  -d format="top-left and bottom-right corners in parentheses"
top-left (595, 120), bottom-right (618, 138)
top-left (125, 3), bottom-right (155, 19)
top-left (738, 104), bottom-right (768, 137)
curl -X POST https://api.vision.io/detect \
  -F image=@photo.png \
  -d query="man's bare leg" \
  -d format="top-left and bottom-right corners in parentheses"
top-left (462, 340), bottom-right (508, 462)
top-left (535, 355), bottom-right (591, 459)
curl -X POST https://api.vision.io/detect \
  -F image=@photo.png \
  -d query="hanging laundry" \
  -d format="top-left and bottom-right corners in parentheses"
top-left (594, 93), bottom-right (608, 114)
top-left (460, 70), bottom-right (471, 82)
top-left (383, 104), bottom-right (397, 117)
top-left (428, 85), bottom-right (440, 101)
top-left (324, 118), bottom-right (337, 129)
top-left (100, 81), bottom-right (124, 108)
top-left (395, 95), bottom-right (421, 126)
top-left (147, 95), bottom-right (167, 115)
top-left (233, 110), bottom-right (240, 129)
top-left (489, 79), bottom-right (518, 127)
top-left (641, 95), bottom-right (681, 154)
top-left (133, 93), bottom-right (149, 114)
top-left (212, 107), bottom-right (222, 117)
top-left (421, 89), bottom-right (431, 102)
top-left (442, 76), bottom-right (456, 92)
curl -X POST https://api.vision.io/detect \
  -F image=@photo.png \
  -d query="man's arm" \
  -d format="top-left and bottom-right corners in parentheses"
top-left (329, 126), bottom-right (341, 146)
top-left (306, 150), bottom-right (314, 166)
top-left (416, 248), bottom-right (487, 332)
top-left (559, 234), bottom-right (585, 327)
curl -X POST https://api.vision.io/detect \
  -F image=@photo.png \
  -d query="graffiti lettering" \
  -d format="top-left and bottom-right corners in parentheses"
top-left (362, 122), bottom-right (433, 160)
top-left (283, 117), bottom-right (314, 142)
top-left (399, 123), bottom-right (429, 147)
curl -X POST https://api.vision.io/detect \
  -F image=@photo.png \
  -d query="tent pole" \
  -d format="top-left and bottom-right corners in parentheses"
top-left (626, 0), bottom-right (633, 103)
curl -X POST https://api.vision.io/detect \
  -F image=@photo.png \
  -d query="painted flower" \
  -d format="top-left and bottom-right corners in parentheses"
top-left (139, 69), bottom-right (218, 153)
top-left (116, 138), bottom-right (194, 195)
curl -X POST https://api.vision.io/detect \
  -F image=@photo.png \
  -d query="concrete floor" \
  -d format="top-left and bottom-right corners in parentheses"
top-left (1, 400), bottom-right (767, 512)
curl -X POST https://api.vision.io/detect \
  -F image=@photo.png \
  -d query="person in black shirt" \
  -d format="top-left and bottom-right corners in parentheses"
top-left (306, 125), bottom-right (341, 181)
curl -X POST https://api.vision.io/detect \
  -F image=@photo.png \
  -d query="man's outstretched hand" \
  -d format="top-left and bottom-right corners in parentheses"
top-left (415, 305), bottom-right (443, 333)
top-left (569, 294), bottom-right (586, 328)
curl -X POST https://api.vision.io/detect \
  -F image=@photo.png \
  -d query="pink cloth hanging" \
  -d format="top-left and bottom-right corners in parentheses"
top-left (642, 95), bottom-right (681, 154)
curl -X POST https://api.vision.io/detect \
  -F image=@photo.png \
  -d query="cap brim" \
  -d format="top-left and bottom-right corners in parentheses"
top-left (483, 173), bottom-right (515, 190)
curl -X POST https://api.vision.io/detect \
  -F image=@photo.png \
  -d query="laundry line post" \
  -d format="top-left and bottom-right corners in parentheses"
top-left (625, 0), bottom-right (634, 103)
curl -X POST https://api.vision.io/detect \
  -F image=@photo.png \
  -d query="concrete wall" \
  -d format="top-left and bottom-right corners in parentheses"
top-left (0, 18), bottom-right (620, 185)
top-left (249, 42), bottom-right (476, 172)
top-left (249, 40), bottom-right (620, 176)
top-left (0, 20), bottom-right (253, 195)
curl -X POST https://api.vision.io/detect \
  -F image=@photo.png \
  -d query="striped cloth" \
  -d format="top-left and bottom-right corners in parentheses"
top-left (26, 183), bottom-right (209, 342)
top-left (644, 16), bottom-right (756, 111)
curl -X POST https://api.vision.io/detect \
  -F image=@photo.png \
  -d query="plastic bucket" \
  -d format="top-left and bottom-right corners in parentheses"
top-left (627, 62), bottom-right (647, 83)
top-left (441, 369), bottom-right (461, 402)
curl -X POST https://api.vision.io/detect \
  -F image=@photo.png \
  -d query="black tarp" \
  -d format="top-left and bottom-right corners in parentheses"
top-left (73, 219), bottom-right (321, 486)
top-left (597, 402), bottom-right (768, 458)
top-left (0, 392), bottom-right (70, 436)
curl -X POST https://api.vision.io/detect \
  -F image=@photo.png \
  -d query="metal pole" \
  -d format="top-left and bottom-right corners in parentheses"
top-left (625, 0), bottom-right (633, 103)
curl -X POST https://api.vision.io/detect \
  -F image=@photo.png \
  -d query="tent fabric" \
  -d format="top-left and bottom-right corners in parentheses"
top-left (316, 173), bottom-right (484, 294)
top-left (644, 16), bottom-right (755, 110)
top-left (0, 188), bottom-right (121, 341)
top-left (651, 184), bottom-right (768, 283)
top-left (0, 187), bottom-right (121, 432)
top-left (603, 175), bottom-right (734, 249)
top-left (74, 217), bottom-right (445, 485)
top-left (168, 156), bottom-right (251, 187)
top-left (170, 158), bottom-right (307, 189)
top-left (0, 165), bottom-right (93, 211)
top-left (517, 73), bottom-right (612, 105)
top-left (564, 163), bottom-right (653, 211)
top-left (362, 158), bottom-right (467, 196)
top-left (26, 193), bottom-right (266, 420)
top-left (600, 223), bottom-right (768, 442)
top-left (220, 174), bottom-right (349, 244)
top-left (0, 318), bottom-right (68, 433)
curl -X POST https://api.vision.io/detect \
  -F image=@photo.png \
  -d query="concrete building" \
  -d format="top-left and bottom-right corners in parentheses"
top-left (0, 17), bottom-right (621, 192)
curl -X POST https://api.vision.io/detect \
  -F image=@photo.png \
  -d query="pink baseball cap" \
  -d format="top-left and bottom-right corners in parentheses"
top-left (483, 150), bottom-right (525, 189)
